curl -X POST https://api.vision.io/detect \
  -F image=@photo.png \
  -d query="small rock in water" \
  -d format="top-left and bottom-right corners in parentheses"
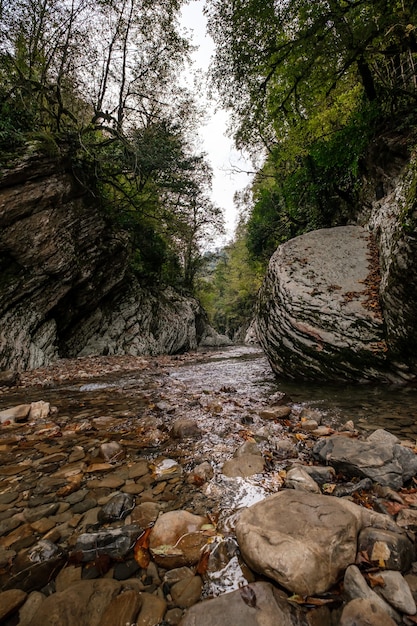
top-left (29, 401), bottom-right (51, 420)
top-left (0, 404), bottom-right (31, 424)
top-left (285, 466), bottom-right (321, 493)
top-left (99, 441), bottom-right (125, 462)
top-left (222, 454), bottom-right (264, 478)
top-left (150, 458), bottom-right (182, 482)
top-left (259, 406), bottom-right (291, 420)
top-left (98, 492), bottom-right (135, 523)
top-left (73, 525), bottom-right (142, 561)
top-left (171, 418), bottom-right (201, 439)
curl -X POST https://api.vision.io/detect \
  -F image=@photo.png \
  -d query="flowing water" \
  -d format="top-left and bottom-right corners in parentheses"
top-left (1, 345), bottom-right (417, 600)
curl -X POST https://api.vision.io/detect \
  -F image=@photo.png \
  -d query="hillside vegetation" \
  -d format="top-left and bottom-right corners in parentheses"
top-left (200, 0), bottom-right (417, 335)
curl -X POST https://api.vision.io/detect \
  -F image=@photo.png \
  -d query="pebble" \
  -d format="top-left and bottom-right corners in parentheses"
top-left (0, 588), bottom-right (27, 621)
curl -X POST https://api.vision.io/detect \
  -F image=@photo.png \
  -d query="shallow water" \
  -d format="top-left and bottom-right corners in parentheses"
top-left (171, 346), bottom-right (417, 438)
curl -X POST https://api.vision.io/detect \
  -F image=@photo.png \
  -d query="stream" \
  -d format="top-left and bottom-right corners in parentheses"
top-left (1, 345), bottom-right (417, 624)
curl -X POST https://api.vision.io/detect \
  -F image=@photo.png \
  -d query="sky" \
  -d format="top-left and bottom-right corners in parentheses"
top-left (179, 0), bottom-right (253, 246)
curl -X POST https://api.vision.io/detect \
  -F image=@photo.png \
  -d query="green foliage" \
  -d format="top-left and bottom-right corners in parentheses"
top-left (197, 221), bottom-right (263, 336)
top-left (206, 0), bottom-right (417, 268)
top-left (0, 0), bottom-right (224, 293)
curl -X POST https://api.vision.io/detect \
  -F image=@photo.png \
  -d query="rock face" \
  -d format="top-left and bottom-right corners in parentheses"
top-left (0, 156), bottom-right (207, 370)
top-left (235, 490), bottom-right (400, 596)
top-left (256, 137), bottom-right (417, 382)
top-left (257, 225), bottom-right (390, 381)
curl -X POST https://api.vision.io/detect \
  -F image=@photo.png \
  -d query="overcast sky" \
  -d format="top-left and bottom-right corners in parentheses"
top-left (180, 0), bottom-right (252, 246)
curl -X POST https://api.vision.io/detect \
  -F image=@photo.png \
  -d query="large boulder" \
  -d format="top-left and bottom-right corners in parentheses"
top-left (313, 430), bottom-right (417, 489)
top-left (256, 138), bottom-right (417, 383)
top-left (235, 490), bottom-right (400, 596)
top-left (256, 225), bottom-right (392, 382)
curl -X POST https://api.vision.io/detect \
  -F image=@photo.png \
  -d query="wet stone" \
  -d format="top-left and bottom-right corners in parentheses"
top-left (131, 502), bottom-right (163, 527)
top-left (0, 523), bottom-right (35, 551)
top-left (16, 590), bottom-right (45, 626)
top-left (0, 588), bottom-right (27, 621)
top-left (0, 546), bottom-right (16, 567)
top-left (72, 497), bottom-right (98, 514)
top-left (98, 493), bottom-right (135, 524)
top-left (121, 482), bottom-right (145, 495)
top-left (259, 406), bottom-right (291, 420)
top-left (135, 592), bottom-right (166, 626)
top-left (170, 575), bottom-right (202, 608)
top-left (55, 565), bottom-right (82, 592)
top-left (221, 454), bottom-right (264, 478)
top-left (128, 460), bottom-right (149, 480)
top-left (73, 525), bottom-right (142, 561)
top-left (98, 589), bottom-right (142, 626)
top-left (99, 441), bottom-right (125, 463)
top-left (357, 527), bottom-right (415, 571)
top-left (171, 418), bottom-right (201, 439)
top-left (0, 515), bottom-right (22, 537)
top-left (88, 476), bottom-right (126, 489)
top-left (0, 492), bottom-right (18, 505)
top-left (65, 488), bottom-right (89, 505)
top-left (113, 558), bottom-right (140, 580)
top-left (24, 502), bottom-right (60, 523)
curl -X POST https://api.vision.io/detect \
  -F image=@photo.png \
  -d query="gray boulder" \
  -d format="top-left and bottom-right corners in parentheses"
top-left (256, 226), bottom-right (391, 382)
top-left (313, 430), bottom-right (417, 489)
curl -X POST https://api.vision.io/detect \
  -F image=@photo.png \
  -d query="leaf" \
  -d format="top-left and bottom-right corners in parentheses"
top-left (133, 528), bottom-right (152, 568)
top-left (133, 545), bottom-right (150, 568)
top-left (196, 548), bottom-right (211, 575)
top-left (367, 573), bottom-right (386, 588)
top-left (382, 501), bottom-right (406, 516)
top-left (240, 585), bottom-right (257, 608)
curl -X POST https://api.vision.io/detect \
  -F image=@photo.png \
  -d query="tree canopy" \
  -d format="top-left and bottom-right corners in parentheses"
top-left (0, 0), bottom-right (224, 290)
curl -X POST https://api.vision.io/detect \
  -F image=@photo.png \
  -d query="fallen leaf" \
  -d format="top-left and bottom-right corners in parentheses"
top-left (367, 573), bottom-right (386, 588)
top-left (196, 547), bottom-right (211, 575)
top-left (240, 585), bottom-right (257, 608)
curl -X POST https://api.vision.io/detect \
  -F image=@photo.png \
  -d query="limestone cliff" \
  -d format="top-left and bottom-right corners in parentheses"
top-left (0, 156), bottom-right (207, 370)
top-left (256, 133), bottom-right (417, 383)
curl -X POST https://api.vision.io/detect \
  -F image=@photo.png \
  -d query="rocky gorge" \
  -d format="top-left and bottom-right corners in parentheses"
top-left (1, 348), bottom-right (417, 626)
top-left (256, 133), bottom-right (417, 383)
top-left (0, 155), bottom-right (228, 372)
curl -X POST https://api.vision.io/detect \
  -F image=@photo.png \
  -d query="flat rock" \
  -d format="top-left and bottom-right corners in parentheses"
top-left (377, 570), bottom-right (416, 615)
top-left (343, 565), bottom-right (399, 621)
top-left (256, 226), bottom-right (390, 382)
top-left (313, 431), bottom-right (417, 489)
top-left (235, 489), bottom-right (400, 596)
top-left (28, 579), bottom-right (122, 626)
top-left (340, 598), bottom-right (397, 626)
top-left (179, 581), bottom-right (294, 626)
top-left (0, 588), bottom-right (27, 621)
top-left (0, 404), bottom-right (31, 424)
top-left (222, 454), bottom-right (264, 478)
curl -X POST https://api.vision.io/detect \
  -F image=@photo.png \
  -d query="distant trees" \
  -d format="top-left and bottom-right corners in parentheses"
top-left (0, 0), bottom-right (223, 290)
